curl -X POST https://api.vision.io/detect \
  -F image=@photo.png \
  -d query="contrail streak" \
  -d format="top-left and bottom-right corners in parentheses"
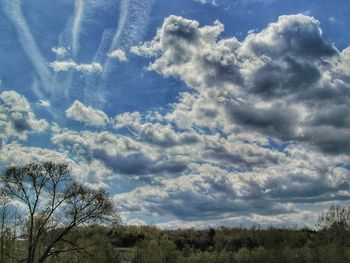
top-left (111, 0), bottom-right (129, 51)
top-left (2, 0), bottom-right (52, 93)
top-left (58, 16), bottom-right (74, 53)
top-left (72, 0), bottom-right (84, 57)
top-left (93, 28), bottom-right (115, 64)
top-left (101, 0), bottom-right (154, 80)
top-left (3, 0), bottom-right (70, 121)
top-left (83, 28), bottom-right (115, 106)
top-left (100, 0), bottom-right (128, 80)
top-left (56, 17), bottom-right (75, 102)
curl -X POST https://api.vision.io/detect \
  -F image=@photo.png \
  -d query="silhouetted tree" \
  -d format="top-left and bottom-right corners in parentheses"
top-left (1, 161), bottom-right (119, 263)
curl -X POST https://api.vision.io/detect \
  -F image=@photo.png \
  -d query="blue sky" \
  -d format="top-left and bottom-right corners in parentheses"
top-left (1, 0), bottom-right (350, 228)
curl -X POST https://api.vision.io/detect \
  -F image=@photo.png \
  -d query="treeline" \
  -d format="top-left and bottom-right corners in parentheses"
top-left (2, 207), bottom-right (350, 263)
top-left (40, 205), bottom-right (350, 263)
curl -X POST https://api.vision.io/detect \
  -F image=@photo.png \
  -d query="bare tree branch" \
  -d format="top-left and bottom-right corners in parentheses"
top-left (1, 161), bottom-right (118, 263)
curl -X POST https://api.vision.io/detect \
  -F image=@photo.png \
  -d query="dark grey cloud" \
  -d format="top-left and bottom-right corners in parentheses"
top-left (251, 57), bottom-right (321, 97)
top-left (301, 126), bottom-right (350, 155)
top-left (227, 103), bottom-right (299, 140)
top-left (202, 139), bottom-right (283, 169)
top-left (309, 105), bottom-right (350, 128)
top-left (94, 150), bottom-right (187, 176)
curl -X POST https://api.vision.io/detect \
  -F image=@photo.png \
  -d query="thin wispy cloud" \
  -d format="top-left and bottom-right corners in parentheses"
top-left (72, 0), bottom-right (84, 57)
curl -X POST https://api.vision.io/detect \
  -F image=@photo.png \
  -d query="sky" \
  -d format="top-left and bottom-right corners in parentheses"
top-left (0, 0), bottom-right (350, 229)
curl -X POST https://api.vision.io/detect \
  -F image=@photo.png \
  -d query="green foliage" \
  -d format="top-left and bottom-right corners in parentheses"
top-left (250, 247), bottom-right (273, 263)
top-left (132, 238), bottom-right (178, 263)
top-left (0, 221), bottom-right (349, 263)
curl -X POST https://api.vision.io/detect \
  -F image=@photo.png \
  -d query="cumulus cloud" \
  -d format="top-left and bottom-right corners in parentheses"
top-left (52, 130), bottom-right (188, 178)
top-left (66, 100), bottom-right (110, 127)
top-left (131, 15), bottom-right (242, 91)
top-left (0, 91), bottom-right (48, 142)
top-left (117, 164), bottom-right (295, 221)
top-left (201, 133), bottom-right (285, 169)
top-left (49, 60), bottom-right (103, 74)
top-left (117, 146), bottom-right (350, 222)
top-left (132, 14), bottom-right (350, 155)
top-left (113, 111), bottom-right (283, 170)
top-left (242, 15), bottom-right (337, 61)
top-left (114, 112), bottom-right (200, 147)
top-left (106, 14), bottom-right (350, 224)
top-left (108, 49), bottom-right (128, 62)
top-left (0, 142), bottom-right (72, 167)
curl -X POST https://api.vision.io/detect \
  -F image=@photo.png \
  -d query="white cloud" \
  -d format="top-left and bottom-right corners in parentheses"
top-left (76, 63), bottom-right (103, 74)
top-left (0, 91), bottom-right (48, 142)
top-left (132, 14), bottom-right (350, 156)
top-left (51, 47), bottom-right (68, 57)
top-left (66, 100), bottom-right (110, 127)
top-left (131, 16), bottom-right (240, 91)
top-left (127, 218), bottom-right (147, 226)
top-left (0, 142), bottom-right (112, 189)
top-left (51, 130), bottom-right (188, 178)
top-left (114, 111), bottom-right (200, 147)
top-left (107, 14), bottom-right (350, 225)
top-left (37, 99), bottom-right (51, 108)
top-left (0, 142), bottom-right (72, 166)
top-left (194, 0), bottom-right (218, 6)
top-left (50, 60), bottom-right (76, 72)
top-left (117, 145), bottom-right (350, 222)
top-left (329, 17), bottom-right (336, 23)
top-left (108, 49), bottom-right (128, 62)
top-left (49, 60), bottom-right (103, 74)
top-left (154, 211), bottom-right (318, 229)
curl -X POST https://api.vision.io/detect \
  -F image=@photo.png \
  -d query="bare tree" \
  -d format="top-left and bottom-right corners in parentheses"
top-left (316, 204), bottom-right (350, 244)
top-left (316, 204), bottom-right (350, 230)
top-left (1, 162), bottom-right (119, 263)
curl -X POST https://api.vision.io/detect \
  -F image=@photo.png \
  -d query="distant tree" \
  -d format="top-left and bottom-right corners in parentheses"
top-left (316, 204), bottom-right (350, 230)
top-left (132, 238), bottom-right (178, 263)
top-left (132, 239), bottom-right (162, 263)
top-left (1, 161), bottom-right (119, 263)
top-left (316, 204), bottom-right (350, 244)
